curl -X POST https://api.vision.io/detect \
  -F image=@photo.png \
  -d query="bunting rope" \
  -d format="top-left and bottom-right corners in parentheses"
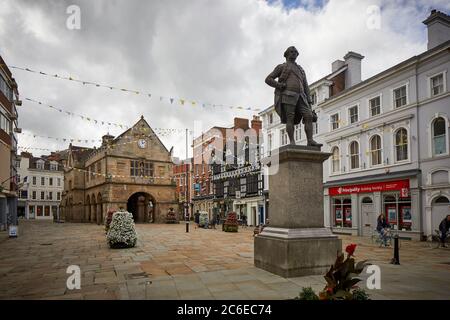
top-left (8, 65), bottom-right (262, 112)
top-left (63, 165), bottom-right (175, 181)
top-left (18, 127), bottom-right (186, 145)
top-left (23, 97), bottom-right (189, 135)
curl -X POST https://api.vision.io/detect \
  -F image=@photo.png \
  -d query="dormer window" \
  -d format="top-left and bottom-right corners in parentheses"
top-left (50, 163), bottom-right (58, 171)
top-left (36, 161), bottom-right (44, 170)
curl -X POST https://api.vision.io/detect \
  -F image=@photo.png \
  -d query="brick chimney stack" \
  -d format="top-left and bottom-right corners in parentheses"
top-left (251, 115), bottom-right (262, 133)
top-left (233, 117), bottom-right (249, 130)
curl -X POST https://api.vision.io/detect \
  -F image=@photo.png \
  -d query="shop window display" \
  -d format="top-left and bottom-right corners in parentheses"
top-left (332, 198), bottom-right (352, 228)
top-left (383, 194), bottom-right (412, 231)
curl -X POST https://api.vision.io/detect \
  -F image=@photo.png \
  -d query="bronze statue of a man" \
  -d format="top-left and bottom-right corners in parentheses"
top-left (265, 46), bottom-right (322, 147)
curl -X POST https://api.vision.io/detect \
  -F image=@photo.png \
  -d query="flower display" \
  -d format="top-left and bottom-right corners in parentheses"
top-left (106, 210), bottom-right (137, 249)
top-left (345, 243), bottom-right (357, 257)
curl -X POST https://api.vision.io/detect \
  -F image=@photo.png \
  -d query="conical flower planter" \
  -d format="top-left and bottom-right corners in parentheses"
top-left (106, 211), bottom-right (137, 249)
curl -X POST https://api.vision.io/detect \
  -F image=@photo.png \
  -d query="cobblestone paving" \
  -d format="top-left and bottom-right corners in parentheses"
top-left (0, 220), bottom-right (449, 300)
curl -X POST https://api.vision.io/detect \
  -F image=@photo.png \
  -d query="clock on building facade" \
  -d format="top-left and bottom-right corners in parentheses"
top-left (138, 139), bottom-right (147, 149)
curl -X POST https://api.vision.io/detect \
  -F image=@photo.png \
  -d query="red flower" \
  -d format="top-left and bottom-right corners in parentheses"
top-left (345, 243), bottom-right (357, 256)
top-left (326, 287), bottom-right (334, 294)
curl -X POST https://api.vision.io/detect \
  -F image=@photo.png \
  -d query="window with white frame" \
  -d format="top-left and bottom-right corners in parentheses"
top-left (395, 128), bottom-right (408, 161)
top-left (280, 129), bottom-right (288, 146)
top-left (268, 113), bottom-right (273, 124)
top-left (294, 124), bottom-right (301, 141)
top-left (331, 147), bottom-right (340, 173)
top-left (369, 96), bottom-right (381, 117)
top-left (370, 135), bottom-right (382, 166)
top-left (57, 178), bottom-right (61, 186)
top-left (313, 122), bottom-right (318, 135)
top-left (430, 73), bottom-right (444, 97)
top-left (432, 117), bottom-right (447, 155)
top-left (349, 141), bottom-right (360, 169)
top-left (0, 112), bottom-right (11, 134)
top-left (393, 85), bottom-right (407, 108)
top-left (50, 163), bottom-right (58, 171)
top-left (311, 92), bottom-right (317, 105)
top-left (267, 132), bottom-right (272, 154)
top-left (348, 106), bottom-right (358, 124)
top-left (41, 177), bottom-right (45, 186)
top-left (32, 191), bottom-right (36, 200)
top-left (331, 113), bottom-right (339, 130)
top-left (32, 176), bottom-right (36, 185)
top-left (41, 191), bottom-right (45, 200)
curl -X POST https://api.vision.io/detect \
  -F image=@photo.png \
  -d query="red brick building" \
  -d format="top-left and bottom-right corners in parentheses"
top-left (173, 158), bottom-right (192, 217)
top-left (192, 117), bottom-right (262, 220)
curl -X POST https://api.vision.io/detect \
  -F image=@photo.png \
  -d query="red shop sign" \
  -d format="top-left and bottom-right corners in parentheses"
top-left (329, 179), bottom-right (410, 196)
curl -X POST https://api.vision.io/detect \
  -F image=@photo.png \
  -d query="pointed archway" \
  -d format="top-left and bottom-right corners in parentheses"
top-left (127, 192), bottom-right (155, 223)
top-left (86, 195), bottom-right (91, 223)
top-left (97, 193), bottom-right (103, 225)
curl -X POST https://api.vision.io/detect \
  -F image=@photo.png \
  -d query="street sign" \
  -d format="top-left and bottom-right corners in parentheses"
top-left (9, 225), bottom-right (18, 238)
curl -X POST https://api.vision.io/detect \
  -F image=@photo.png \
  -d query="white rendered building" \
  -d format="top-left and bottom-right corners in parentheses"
top-left (260, 10), bottom-right (450, 240)
top-left (17, 152), bottom-right (64, 220)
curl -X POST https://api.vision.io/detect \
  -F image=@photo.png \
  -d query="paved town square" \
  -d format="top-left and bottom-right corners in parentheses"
top-left (1, 1), bottom-right (450, 308)
top-left (1, 220), bottom-right (449, 300)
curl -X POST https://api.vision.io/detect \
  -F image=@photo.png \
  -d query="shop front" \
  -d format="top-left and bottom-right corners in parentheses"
top-left (326, 177), bottom-right (422, 240)
top-left (232, 196), bottom-right (265, 226)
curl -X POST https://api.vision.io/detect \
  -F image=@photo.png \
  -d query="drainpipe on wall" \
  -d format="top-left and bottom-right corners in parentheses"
top-left (414, 61), bottom-right (423, 237)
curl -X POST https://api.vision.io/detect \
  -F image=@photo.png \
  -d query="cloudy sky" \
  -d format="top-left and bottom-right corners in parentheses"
top-left (1, 0), bottom-right (449, 159)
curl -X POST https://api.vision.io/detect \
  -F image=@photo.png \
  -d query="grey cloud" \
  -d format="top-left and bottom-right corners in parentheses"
top-left (0, 0), bottom-right (447, 158)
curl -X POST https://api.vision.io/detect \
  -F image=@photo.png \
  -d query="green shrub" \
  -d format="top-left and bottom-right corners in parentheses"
top-left (297, 287), bottom-right (319, 300)
top-left (352, 288), bottom-right (370, 300)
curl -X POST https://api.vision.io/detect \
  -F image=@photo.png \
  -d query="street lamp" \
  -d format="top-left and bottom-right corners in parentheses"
top-left (184, 201), bottom-right (189, 233)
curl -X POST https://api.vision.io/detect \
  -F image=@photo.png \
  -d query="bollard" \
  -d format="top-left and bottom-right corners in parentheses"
top-left (185, 220), bottom-right (189, 233)
top-left (392, 234), bottom-right (400, 265)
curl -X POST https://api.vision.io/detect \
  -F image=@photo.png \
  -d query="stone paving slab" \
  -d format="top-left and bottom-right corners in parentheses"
top-left (0, 220), bottom-right (449, 300)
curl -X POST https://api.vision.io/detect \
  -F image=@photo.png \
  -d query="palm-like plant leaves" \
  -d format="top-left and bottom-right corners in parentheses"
top-left (318, 246), bottom-right (371, 300)
top-left (354, 260), bottom-right (371, 274)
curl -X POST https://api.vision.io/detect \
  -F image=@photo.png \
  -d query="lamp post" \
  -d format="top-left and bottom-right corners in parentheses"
top-left (184, 201), bottom-right (189, 233)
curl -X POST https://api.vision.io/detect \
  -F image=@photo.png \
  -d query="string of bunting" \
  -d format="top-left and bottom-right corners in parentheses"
top-left (18, 129), bottom-right (179, 146)
top-left (64, 165), bottom-right (176, 181)
top-left (23, 97), bottom-right (188, 135)
top-left (8, 65), bottom-right (261, 112)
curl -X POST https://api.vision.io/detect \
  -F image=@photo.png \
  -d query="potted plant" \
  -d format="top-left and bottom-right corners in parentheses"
top-left (296, 244), bottom-right (371, 300)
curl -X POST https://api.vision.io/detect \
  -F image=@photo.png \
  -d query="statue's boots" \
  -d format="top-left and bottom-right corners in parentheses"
top-left (307, 139), bottom-right (323, 147)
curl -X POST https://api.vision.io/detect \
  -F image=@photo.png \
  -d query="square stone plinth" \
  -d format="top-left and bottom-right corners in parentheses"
top-left (265, 145), bottom-right (332, 229)
top-left (254, 230), bottom-right (342, 278)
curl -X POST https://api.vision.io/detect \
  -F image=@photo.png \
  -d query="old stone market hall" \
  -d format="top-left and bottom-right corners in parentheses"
top-left (60, 116), bottom-right (178, 224)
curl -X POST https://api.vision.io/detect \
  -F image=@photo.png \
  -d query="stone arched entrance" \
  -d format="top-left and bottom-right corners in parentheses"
top-left (91, 195), bottom-right (96, 223)
top-left (127, 192), bottom-right (155, 223)
top-left (97, 193), bottom-right (103, 225)
top-left (86, 195), bottom-right (91, 222)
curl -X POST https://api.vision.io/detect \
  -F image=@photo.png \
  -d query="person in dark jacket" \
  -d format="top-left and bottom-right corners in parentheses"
top-left (376, 213), bottom-right (390, 246)
top-left (194, 210), bottom-right (200, 229)
top-left (438, 215), bottom-right (450, 247)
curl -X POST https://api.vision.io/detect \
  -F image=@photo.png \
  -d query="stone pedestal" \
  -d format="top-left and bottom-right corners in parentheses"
top-left (254, 145), bottom-right (341, 277)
